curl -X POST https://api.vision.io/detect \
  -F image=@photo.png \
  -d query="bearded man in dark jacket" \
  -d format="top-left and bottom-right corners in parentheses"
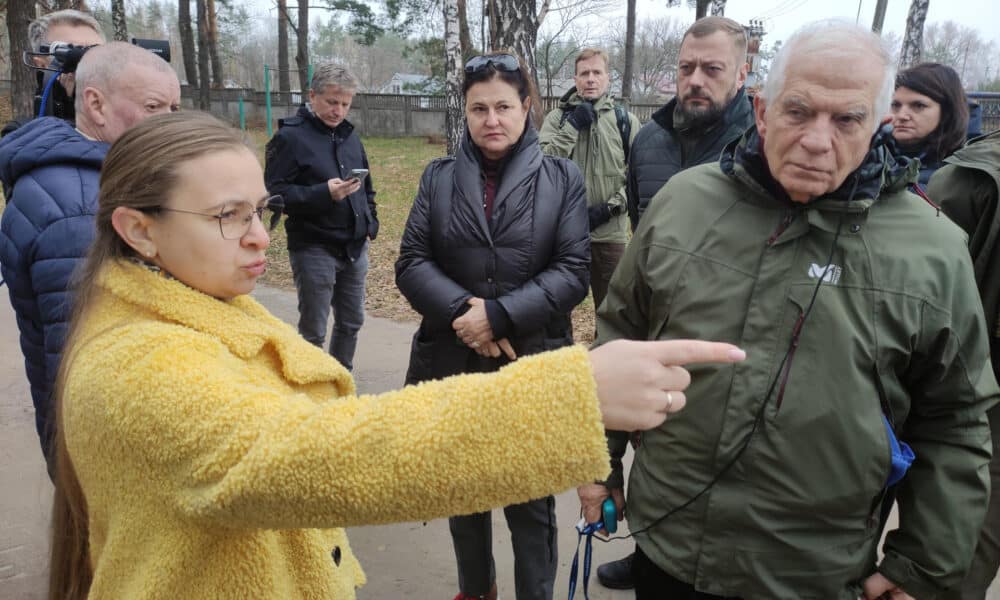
top-left (0, 43), bottom-right (180, 475)
top-left (598, 16), bottom-right (756, 589)
top-left (265, 63), bottom-right (378, 372)
top-left (626, 16), bottom-right (755, 232)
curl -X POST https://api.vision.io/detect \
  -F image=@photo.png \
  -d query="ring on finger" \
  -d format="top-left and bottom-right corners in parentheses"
top-left (471, 341), bottom-right (480, 348)
top-left (666, 391), bottom-right (674, 410)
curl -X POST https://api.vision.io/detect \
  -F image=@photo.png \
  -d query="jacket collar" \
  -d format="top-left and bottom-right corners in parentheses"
top-left (97, 260), bottom-right (355, 393)
top-left (0, 116), bottom-right (109, 188)
top-left (454, 124), bottom-right (542, 234)
top-left (719, 125), bottom-right (917, 214)
top-left (299, 103), bottom-right (355, 139)
top-left (652, 86), bottom-right (753, 138)
top-left (944, 129), bottom-right (1000, 176)
top-left (558, 87), bottom-right (615, 111)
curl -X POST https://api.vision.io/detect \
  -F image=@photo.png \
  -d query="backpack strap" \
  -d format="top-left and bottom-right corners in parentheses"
top-left (561, 102), bottom-right (631, 163)
top-left (615, 104), bottom-right (631, 163)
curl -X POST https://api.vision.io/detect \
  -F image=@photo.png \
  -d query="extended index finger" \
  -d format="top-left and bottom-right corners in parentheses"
top-left (650, 340), bottom-right (746, 367)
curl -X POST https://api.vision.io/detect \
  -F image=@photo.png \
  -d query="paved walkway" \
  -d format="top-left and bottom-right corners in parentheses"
top-left (2, 285), bottom-right (996, 599)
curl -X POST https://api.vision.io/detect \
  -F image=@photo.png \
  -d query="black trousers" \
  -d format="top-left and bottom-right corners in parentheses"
top-left (633, 545), bottom-right (742, 600)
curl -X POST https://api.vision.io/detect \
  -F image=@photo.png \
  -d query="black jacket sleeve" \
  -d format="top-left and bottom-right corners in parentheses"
top-left (495, 161), bottom-right (591, 334)
top-left (264, 133), bottom-right (331, 216)
top-left (626, 161), bottom-right (641, 232)
top-left (361, 146), bottom-right (379, 240)
top-left (395, 163), bottom-right (474, 331)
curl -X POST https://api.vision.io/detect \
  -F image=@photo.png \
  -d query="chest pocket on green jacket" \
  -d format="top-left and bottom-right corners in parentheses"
top-left (749, 283), bottom-right (890, 518)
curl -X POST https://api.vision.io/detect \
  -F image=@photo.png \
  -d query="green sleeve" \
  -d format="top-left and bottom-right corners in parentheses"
top-left (539, 108), bottom-right (578, 158)
top-left (879, 256), bottom-right (999, 597)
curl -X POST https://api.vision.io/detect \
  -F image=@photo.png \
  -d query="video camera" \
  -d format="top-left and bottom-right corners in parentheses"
top-left (22, 38), bottom-right (171, 122)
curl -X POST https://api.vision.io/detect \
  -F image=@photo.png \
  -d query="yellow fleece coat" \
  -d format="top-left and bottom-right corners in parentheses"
top-left (63, 260), bottom-right (609, 599)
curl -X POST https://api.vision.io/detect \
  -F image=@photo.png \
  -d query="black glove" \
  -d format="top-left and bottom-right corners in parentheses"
top-left (567, 102), bottom-right (597, 130)
top-left (588, 202), bottom-right (613, 231)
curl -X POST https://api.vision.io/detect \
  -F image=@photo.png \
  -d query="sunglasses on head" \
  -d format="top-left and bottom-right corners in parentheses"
top-left (464, 54), bottom-right (520, 74)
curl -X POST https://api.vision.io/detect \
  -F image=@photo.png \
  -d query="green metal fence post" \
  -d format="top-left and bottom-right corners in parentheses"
top-left (238, 95), bottom-right (246, 131)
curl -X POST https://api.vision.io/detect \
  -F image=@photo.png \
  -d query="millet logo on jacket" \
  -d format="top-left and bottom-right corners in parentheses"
top-left (808, 263), bottom-right (842, 284)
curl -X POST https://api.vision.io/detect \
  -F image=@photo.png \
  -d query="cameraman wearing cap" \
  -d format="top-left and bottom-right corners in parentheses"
top-left (0, 42), bottom-right (180, 477)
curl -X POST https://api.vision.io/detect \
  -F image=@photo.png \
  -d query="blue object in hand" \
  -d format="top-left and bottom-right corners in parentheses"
top-left (602, 497), bottom-right (617, 534)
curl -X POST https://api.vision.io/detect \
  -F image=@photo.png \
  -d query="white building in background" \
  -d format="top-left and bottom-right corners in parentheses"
top-left (379, 73), bottom-right (433, 94)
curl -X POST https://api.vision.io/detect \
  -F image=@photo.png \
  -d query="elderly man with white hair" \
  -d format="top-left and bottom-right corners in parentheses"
top-left (578, 20), bottom-right (997, 599)
top-left (0, 42), bottom-right (180, 477)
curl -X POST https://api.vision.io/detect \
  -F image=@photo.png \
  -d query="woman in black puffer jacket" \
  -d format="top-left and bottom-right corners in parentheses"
top-left (395, 53), bottom-right (590, 600)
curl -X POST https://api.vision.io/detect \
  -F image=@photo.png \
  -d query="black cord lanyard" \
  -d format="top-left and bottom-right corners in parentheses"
top-left (601, 174), bottom-right (861, 545)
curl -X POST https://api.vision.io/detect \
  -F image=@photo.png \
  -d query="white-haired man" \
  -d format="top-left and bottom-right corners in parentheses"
top-left (579, 20), bottom-right (997, 599)
top-left (0, 42), bottom-right (180, 476)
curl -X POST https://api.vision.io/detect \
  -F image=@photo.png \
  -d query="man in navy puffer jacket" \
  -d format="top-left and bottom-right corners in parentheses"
top-left (0, 43), bottom-right (179, 475)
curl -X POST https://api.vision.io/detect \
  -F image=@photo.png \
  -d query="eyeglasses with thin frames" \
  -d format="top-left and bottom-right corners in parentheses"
top-left (153, 195), bottom-right (284, 240)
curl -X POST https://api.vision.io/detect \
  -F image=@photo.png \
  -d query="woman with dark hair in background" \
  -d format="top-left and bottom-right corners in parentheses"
top-left (49, 111), bottom-right (745, 600)
top-left (891, 62), bottom-right (969, 189)
top-left (395, 53), bottom-right (588, 600)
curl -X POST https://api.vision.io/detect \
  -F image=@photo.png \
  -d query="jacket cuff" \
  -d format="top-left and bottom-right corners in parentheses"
top-left (599, 430), bottom-right (629, 489)
top-left (485, 299), bottom-right (513, 340)
top-left (878, 551), bottom-right (942, 600)
top-left (309, 181), bottom-right (332, 206)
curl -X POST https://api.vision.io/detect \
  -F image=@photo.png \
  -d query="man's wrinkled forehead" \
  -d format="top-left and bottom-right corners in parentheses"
top-left (679, 30), bottom-right (743, 66)
top-left (778, 51), bottom-right (882, 111)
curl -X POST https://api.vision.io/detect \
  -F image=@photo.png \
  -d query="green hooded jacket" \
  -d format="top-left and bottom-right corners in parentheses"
top-left (539, 88), bottom-right (641, 244)
top-left (928, 130), bottom-right (1000, 372)
top-left (597, 128), bottom-right (998, 599)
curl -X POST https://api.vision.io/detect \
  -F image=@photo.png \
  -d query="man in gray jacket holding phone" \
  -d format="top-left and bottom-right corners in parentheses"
top-left (265, 63), bottom-right (378, 371)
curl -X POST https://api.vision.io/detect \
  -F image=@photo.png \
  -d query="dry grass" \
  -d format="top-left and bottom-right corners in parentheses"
top-left (0, 126), bottom-right (596, 344)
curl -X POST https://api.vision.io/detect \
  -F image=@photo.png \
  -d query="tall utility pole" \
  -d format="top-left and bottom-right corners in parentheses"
top-left (871, 0), bottom-right (889, 33)
top-left (621, 0), bottom-right (636, 103)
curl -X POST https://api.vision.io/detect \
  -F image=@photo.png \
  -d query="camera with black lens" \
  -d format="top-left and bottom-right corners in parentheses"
top-left (23, 37), bottom-right (171, 122)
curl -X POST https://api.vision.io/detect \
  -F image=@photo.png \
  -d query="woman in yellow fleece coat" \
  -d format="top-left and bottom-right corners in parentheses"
top-left (48, 111), bottom-right (745, 600)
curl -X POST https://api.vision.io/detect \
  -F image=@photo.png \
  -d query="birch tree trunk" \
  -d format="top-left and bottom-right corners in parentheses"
top-left (899, 0), bottom-right (930, 68)
top-left (179, 0), bottom-right (199, 88)
top-left (111, 0), bottom-right (129, 41)
top-left (444, 0), bottom-right (464, 155)
top-left (491, 0), bottom-right (540, 123)
top-left (710, 0), bottom-right (726, 16)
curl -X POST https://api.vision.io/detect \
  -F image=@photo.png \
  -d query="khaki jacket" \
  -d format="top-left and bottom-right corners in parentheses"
top-left (539, 89), bottom-right (640, 244)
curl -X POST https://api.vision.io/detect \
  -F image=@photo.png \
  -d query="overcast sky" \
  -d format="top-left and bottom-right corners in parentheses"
top-left (619, 0), bottom-right (1000, 47)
